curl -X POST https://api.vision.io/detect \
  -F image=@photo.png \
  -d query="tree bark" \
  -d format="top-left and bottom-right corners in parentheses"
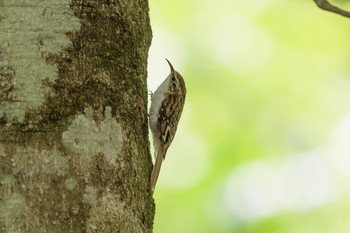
top-left (313, 0), bottom-right (350, 18)
top-left (0, 0), bottom-right (154, 232)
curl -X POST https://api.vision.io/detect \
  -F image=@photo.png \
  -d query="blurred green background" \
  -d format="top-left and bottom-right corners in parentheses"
top-left (147, 0), bottom-right (350, 232)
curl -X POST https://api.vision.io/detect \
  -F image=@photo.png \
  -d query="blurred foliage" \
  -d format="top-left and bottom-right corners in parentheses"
top-left (147, 0), bottom-right (350, 233)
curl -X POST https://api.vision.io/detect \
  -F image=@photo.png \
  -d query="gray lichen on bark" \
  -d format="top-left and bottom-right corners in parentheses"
top-left (0, 0), bottom-right (154, 232)
top-left (0, 0), bottom-right (81, 123)
top-left (62, 106), bottom-right (123, 165)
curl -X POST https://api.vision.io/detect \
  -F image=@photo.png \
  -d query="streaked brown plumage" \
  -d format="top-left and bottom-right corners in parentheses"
top-left (149, 59), bottom-right (186, 192)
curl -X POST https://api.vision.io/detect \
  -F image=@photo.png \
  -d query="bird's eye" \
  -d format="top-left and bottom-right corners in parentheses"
top-left (172, 76), bottom-right (176, 81)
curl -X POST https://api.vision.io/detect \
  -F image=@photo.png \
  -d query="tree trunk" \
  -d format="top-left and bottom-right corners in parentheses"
top-left (0, 0), bottom-right (154, 232)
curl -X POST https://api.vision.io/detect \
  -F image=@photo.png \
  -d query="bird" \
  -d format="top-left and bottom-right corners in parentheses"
top-left (149, 59), bottom-right (187, 192)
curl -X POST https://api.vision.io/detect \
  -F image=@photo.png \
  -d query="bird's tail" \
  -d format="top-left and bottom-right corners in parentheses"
top-left (150, 146), bottom-right (164, 192)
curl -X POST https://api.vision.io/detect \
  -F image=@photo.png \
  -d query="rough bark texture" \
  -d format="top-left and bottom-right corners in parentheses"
top-left (0, 0), bottom-right (154, 232)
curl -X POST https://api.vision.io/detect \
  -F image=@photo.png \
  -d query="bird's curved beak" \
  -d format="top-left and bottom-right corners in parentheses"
top-left (165, 59), bottom-right (175, 72)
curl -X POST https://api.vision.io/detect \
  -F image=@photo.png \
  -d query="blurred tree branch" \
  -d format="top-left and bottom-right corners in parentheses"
top-left (314, 0), bottom-right (350, 18)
